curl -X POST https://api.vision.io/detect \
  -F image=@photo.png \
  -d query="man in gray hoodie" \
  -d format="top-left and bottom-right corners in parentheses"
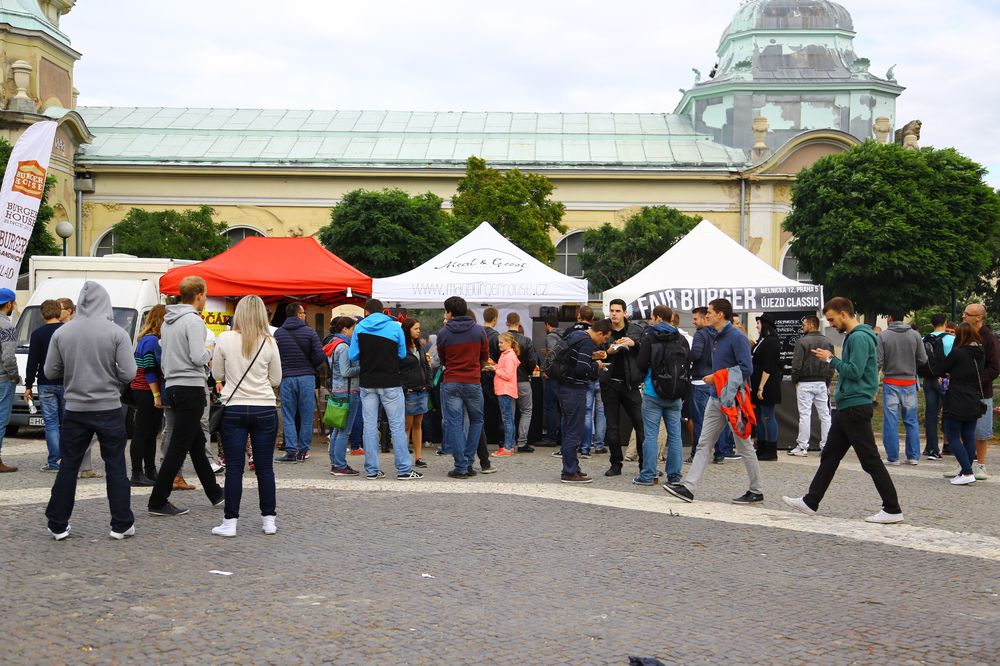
top-left (876, 308), bottom-right (927, 465)
top-left (43, 281), bottom-right (138, 540)
top-left (148, 276), bottom-right (224, 516)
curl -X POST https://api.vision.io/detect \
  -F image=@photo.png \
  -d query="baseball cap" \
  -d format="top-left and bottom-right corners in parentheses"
top-left (0, 288), bottom-right (15, 305)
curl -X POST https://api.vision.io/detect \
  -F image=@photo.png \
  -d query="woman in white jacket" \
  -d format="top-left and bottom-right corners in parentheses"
top-left (210, 295), bottom-right (282, 537)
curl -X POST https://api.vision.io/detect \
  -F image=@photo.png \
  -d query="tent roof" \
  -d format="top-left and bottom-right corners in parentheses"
top-left (604, 219), bottom-right (812, 310)
top-left (372, 222), bottom-right (588, 307)
top-left (159, 237), bottom-right (371, 305)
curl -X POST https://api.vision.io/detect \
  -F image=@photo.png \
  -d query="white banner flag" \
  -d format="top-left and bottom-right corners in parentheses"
top-left (0, 121), bottom-right (57, 290)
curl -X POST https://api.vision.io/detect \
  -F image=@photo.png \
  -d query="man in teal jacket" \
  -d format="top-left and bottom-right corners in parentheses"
top-left (783, 297), bottom-right (904, 524)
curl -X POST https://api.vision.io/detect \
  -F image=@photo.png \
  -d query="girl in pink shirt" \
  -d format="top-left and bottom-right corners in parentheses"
top-left (494, 333), bottom-right (520, 455)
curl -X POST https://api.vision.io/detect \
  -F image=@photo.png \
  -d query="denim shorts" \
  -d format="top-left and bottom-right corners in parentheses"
top-left (975, 398), bottom-right (994, 440)
top-left (404, 390), bottom-right (430, 416)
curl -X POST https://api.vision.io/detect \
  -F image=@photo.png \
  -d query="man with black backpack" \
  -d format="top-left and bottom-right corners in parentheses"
top-left (919, 314), bottom-right (954, 460)
top-left (635, 305), bottom-right (689, 487)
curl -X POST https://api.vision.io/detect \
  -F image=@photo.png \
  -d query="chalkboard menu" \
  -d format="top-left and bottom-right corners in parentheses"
top-left (769, 311), bottom-right (815, 375)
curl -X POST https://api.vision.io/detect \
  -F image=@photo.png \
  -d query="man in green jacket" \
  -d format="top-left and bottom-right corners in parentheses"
top-left (783, 297), bottom-right (904, 524)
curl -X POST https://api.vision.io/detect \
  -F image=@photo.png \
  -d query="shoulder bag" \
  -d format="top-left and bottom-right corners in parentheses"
top-left (209, 339), bottom-right (267, 434)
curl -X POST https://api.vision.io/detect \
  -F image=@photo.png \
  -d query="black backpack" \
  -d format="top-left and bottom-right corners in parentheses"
top-left (917, 333), bottom-right (948, 378)
top-left (650, 332), bottom-right (691, 399)
top-left (544, 336), bottom-right (575, 381)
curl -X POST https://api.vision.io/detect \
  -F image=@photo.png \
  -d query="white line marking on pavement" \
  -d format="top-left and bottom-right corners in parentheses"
top-left (7, 478), bottom-right (1000, 562)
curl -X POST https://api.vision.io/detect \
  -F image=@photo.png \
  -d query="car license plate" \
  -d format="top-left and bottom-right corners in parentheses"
top-left (28, 416), bottom-right (44, 426)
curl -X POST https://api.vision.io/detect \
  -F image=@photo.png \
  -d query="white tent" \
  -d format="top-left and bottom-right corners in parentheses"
top-left (372, 221), bottom-right (589, 307)
top-left (603, 220), bottom-right (821, 319)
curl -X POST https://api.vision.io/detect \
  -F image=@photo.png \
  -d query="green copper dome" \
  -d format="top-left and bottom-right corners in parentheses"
top-left (721, 0), bottom-right (854, 42)
top-left (0, 0), bottom-right (72, 46)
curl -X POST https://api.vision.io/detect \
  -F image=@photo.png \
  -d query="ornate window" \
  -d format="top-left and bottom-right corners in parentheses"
top-left (554, 231), bottom-right (584, 278)
top-left (781, 244), bottom-right (813, 283)
top-left (93, 229), bottom-right (118, 257)
top-left (224, 226), bottom-right (264, 247)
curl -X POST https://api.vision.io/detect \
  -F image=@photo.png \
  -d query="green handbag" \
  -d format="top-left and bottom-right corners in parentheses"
top-left (323, 379), bottom-right (351, 429)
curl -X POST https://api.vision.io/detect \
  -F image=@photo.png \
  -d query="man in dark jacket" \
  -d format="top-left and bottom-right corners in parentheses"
top-left (557, 319), bottom-right (612, 484)
top-left (274, 303), bottom-right (326, 462)
top-left (964, 303), bottom-right (999, 480)
top-left (601, 299), bottom-right (645, 476)
top-left (540, 314), bottom-right (562, 447)
top-left (437, 296), bottom-right (489, 478)
top-left (788, 314), bottom-right (834, 456)
top-left (688, 307), bottom-right (735, 464)
top-left (480, 307), bottom-right (502, 445)
top-left (24, 299), bottom-right (64, 472)
top-left (505, 312), bottom-right (538, 452)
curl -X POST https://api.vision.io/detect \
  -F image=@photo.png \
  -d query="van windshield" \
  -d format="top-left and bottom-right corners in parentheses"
top-left (15, 307), bottom-right (139, 350)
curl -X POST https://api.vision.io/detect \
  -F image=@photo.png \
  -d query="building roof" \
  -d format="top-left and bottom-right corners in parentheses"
top-left (0, 0), bottom-right (71, 46)
top-left (75, 107), bottom-right (750, 170)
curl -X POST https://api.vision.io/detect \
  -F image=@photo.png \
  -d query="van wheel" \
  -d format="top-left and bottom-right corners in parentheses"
top-left (4, 424), bottom-right (18, 437)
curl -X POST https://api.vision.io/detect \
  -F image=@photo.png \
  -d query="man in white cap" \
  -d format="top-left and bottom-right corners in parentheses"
top-left (0, 287), bottom-right (20, 473)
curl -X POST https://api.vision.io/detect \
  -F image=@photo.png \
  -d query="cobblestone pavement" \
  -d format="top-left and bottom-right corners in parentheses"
top-left (2, 432), bottom-right (999, 664)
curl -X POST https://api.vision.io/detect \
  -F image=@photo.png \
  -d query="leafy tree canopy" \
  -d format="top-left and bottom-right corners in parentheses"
top-left (783, 141), bottom-right (1000, 323)
top-left (578, 206), bottom-right (701, 292)
top-left (112, 205), bottom-right (230, 260)
top-left (317, 188), bottom-right (458, 278)
top-left (0, 137), bottom-right (61, 275)
top-left (451, 156), bottom-right (566, 264)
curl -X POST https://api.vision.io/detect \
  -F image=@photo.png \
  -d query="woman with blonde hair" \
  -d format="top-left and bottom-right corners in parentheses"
top-left (210, 295), bottom-right (282, 537)
top-left (129, 304), bottom-right (166, 486)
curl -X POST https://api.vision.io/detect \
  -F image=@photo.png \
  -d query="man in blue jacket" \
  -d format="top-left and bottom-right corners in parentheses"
top-left (349, 299), bottom-right (422, 480)
top-left (274, 303), bottom-right (326, 462)
top-left (688, 306), bottom-right (736, 464)
top-left (664, 298), bottom-right (763, 505)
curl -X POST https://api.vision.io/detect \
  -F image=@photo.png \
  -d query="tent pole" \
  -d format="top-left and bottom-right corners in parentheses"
top-left (739, 176), bottom-right (747, 248)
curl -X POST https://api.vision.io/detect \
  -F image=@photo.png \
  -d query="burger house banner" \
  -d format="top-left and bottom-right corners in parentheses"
top-left (628, 284), bottom-right (822, 320)
top-left (0, 121), bottom-right (57, 291)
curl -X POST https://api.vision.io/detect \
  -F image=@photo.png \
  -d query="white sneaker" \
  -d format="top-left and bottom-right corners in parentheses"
top-left (974, 463), bottom-right (988, 481)
top-left (782, 496), bottom-right (816, 516)
top-left (262, 515), bottom-right (277, 535)
top-left (884, 459), bottom-right (901, 466)
top-left (865, 510), bottom-right (904, 524)
top-left (787, 447), bottom-right (809, 457)
top-left (211, 518), bottom-right (237, 537)
top-left (109, 525), bottom-right (135, 540)
top-left (950, 474), bottom-right (977, 486)
top-left (48, 525), bottom-right (70, 541)
top-left (943, 467), bottom-right (962, 478)
top-left (905, 459), bottom-right (919, 465)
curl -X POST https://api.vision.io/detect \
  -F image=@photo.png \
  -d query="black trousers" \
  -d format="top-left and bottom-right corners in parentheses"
top-left (601, 381), bottom-right (644, 468)
top-left (149, 385), bottom-right (222, 509)
top-left (803, 404), bottom-right (901, 513)
top-left (130, 389), bottom-right (161, 478)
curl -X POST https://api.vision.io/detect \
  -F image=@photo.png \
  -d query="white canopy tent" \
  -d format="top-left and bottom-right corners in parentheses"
top-left (372, 221), bottom-right (589, 308)
top-left (603, 220), bottom-right (822, 319)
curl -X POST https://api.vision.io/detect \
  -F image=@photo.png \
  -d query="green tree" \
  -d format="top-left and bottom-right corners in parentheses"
top-left (317, 188), bottom-right (458, 278)
top-left (451, 156), bottom-right (566, 263)
top-left (783, 141), bottom-right (1000, 324)
top-left (578, 206), bottom-right (701, 292)
top-left (0, 137), bottom-right (61, 275)
top-left (112, 205), bottom-right (230, 260)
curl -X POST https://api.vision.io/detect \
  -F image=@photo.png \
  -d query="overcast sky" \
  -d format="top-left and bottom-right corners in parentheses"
top-left (61, 1), bottom-right (1000, 185)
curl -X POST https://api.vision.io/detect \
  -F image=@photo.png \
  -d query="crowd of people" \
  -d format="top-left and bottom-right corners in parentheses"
top-left (18, 274), bottom-right (997, 541)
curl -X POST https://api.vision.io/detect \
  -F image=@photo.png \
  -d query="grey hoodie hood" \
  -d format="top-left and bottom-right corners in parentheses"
top-left (76, 280), bottom-right (114, 322)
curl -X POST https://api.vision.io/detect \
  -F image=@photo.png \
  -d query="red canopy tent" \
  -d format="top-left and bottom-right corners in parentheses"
top-left (159, 237), bottom-right (371, 305)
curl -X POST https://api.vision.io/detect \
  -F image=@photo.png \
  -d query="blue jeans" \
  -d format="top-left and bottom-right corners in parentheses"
top-left (220, 405), bottom-right (277, 519)
top-left (558, 383), bottom-right (587, 476)
top-left (360, 386), bottom-right (410, 475)
top-left (755, 404), bottom-right (778, 441)
top-left (45, 408), bottom-right (134, 534)
top-left (0, 380), bottom-right (14, 453)
top-left (690, 383), bottom-right (734, 458)
top-left (280, 375), bottom-right (315, 453)
top-left (944, 417), bottom-right (977, 475)
top-left (582, 380), bottom-right (605, 453)
top-left (882, 383), bottom-right (920, 462)
top-left (441, 382), bottom-right (484, 473)
top-left (543, 378), bottom-right (560, 443)
top-left (38, 384), bottom-right (65, 467)
top-left (328, 392), bottom-right (360, 469)
top-left (923, 379), bottom-right (943, 455)
top-left (498, 394), bottom-right (515, 450)
top-left (641, 393), bottom-right (682, 483)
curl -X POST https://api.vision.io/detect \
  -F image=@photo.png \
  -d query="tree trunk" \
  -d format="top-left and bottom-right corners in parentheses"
top-left (863, 309), bottom-right (880, 328)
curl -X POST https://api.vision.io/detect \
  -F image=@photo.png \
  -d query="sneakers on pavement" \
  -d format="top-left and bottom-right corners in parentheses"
top-left (925, 453), bottom-right (942, 461)
top-left (884, 459), bottom-right (901, 466)
top-left (414, 458), bottom-right (428, 468)
top-left (906, 458), bottom-right (919, 465)
top-left (493, 448), bottom-right (514, 457)
top-left (79, 469), bottom-right (102, 478)
top-left (330, 465), bottom-right (359, 476)
top-left (943, 467), bottom-right (962, 478)
top-left (631, 476), bottom-right (654, 486)
top-left (865, 510), bottom-right (904, 524)
top-left (732, 491), bottom-right (764, 505)
top-left (974, 463), bottom-right (988, 481)
top-left (579, 451), bottom-right (592, 459)
top-left (560, 473), bottom-right (593, 484)
top-left (296, 450), bottom-right (310, 461)
top-left (48, 525), bottom-right (71, 540)
top-left (397, 470), bottom-right (424, 480)
top-left (517, 445), bottom-right (535, 453)
top-left (663, 483), bottom-right (694, 503)
top-left (550, 450), bottom-right (562, 457)
top-left (593, 447), bottom-right (608, 454)
top-left (350, 448), bottom-right (364, 456)
top-left (262, 515), bottom-right (277, 535)
top-left (787, 447), bottom-right (808, 457)
top-left (365, 470), bottom-right (386, 480)
top-left (479, 465), bottom-right (498, 474)
top-left (40, 464), bottom-right (60, 472)
top-left (210, 492), bottom-right (225, 508)
top-left (148, 502), bottom-right (189, 517)
top-left (604, 465), bottom-right (622, 477)
top-left (724, 453), bottom-right (742, 461)
top-left (782, 496), bottom-right (816, 516)
top-left (712, 457), bottom-right (724, 464)
top-left (210, 462), bottom-right (225, 474)
top-left (275, 453), bottom-right (298, 463)
top-left (447, 469), bottom-right (469, 479)
top-left (950, 474), bottom-right (976, 486)
top-left (211, 518), bottom-right (237, 538)
top-left (109, 525), bottom-right (136, 540)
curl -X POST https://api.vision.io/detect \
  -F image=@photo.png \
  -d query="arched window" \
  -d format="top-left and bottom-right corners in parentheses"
top-left (92, 229), bottom-right (118, 257)
top-left (554, 231), bottom-right (584, 278)
top-left (781, 243), bottom-right (813, 283)
top-left (224, 226), bottom-right (264, 247)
